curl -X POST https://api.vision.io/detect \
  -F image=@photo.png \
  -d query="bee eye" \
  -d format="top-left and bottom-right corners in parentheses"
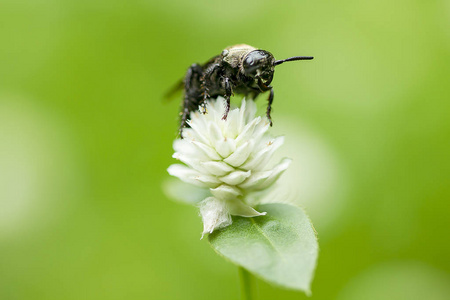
top-left (244, 56), bottom-right (254, 66)
top-left (243, 50), bottom-right (274, 77)
top-left (243, 57), bottom-right (258, 75)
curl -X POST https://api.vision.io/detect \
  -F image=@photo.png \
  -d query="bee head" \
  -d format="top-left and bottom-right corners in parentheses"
top-left (242, 50), bottom-right (314, 90)
top-left (242, 50), bottom-right (276, 86)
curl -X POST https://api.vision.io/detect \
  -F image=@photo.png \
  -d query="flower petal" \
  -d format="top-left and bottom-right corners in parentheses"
top-left (237, 99), bottom-right (247, 133)
top-left (253, 158), bottom-right (292, 191)
top-left (241, 136), bottom-right (284, 171)
top-left (172, 153), bottom-right (207, 173)
top-left (223, 140), bottom-right (255, 167)
top-left (252, 119), bottom-right (270, 141)
top-left (219, 170), bottom-right (251, 185)
top-left (210, 184), bottom-right (242, 200)
top-left (215, 137), bottom-right (237, 158)
top-left (205, 100), bottom-right (219, 121)
top-left (194, 174), bottom-right (222, 188)
top-left (186, 118), bottom-right (210, 145)
top-left (234, 116), bottom-right (260, 147)
top-left (238, 158), bottom-right (291, 190)
top-left (207, 121), bottom-right (224, 147)
top-left (200, 161), bottom-right (234, 176)
top-left (223, 107), bottom-right (240, 138)
top-left (167, 164), bottom-right (209, 188)
top-left (173, 139), bottom-right (208, 161)
top-left (238, 170), bottom-right (273, 190)
top-left (243, 98), bottom-right (257, 123)
top-left (227, 199), bottom-right (267, 217)
top-left (191, 141), bottom-right (222, 160)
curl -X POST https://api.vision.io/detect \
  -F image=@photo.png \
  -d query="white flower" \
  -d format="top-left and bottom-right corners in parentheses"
top-left (167, 97), bottom-right (291, 237)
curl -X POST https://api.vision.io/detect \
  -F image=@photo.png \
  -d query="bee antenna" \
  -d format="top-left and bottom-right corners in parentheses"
top-left (274, 56), bottom-right (314, 66)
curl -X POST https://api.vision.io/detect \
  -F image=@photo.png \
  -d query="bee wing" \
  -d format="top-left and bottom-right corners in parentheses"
top-left (163, 79), bottom-right (184, 102)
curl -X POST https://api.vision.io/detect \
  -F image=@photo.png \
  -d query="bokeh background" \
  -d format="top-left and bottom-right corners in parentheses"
top-left (1, 0), bottom-right (449, 299)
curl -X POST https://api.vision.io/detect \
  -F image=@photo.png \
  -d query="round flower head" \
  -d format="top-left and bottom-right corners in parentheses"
top-left (167, 97), bottom-right (291, 237)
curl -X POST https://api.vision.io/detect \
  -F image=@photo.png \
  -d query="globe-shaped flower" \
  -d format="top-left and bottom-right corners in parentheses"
top-left (167, 97), bottom-right (291, 236)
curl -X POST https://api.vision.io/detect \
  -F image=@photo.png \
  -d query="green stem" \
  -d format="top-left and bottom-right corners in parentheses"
top-left (239, 266), bottom-right (255, 300)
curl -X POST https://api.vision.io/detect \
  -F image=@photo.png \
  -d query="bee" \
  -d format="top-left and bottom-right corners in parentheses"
top-left (168, 44), bottom-right (313, 135)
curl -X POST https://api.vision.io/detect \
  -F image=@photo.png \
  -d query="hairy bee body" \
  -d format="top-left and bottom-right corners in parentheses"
top-left (175, 44), bottom-right (313, 135)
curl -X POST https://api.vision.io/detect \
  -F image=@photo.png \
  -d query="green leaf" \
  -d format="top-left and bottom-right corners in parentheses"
top-left (162, 178), bottom-right (210, 205)
top-left (208, 203), bottom-right (318, 294)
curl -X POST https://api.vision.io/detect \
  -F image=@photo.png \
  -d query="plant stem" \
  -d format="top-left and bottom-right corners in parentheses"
top-left (239, 266), bottom-right (254, 300)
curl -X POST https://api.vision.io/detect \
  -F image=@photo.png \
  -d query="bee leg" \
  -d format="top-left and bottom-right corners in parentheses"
top-left (200, 63), bottom-right (219, 114)
top-left (266, 88), bottom-right (274, 126)
top-left (179, 94), bottom-right (191, 137)
top-left (221, 77), bottom-right (233, 121)
top-left (200, 77), bottom-right (209, 114)
top-left (180, 64), bottom-right (203, 137)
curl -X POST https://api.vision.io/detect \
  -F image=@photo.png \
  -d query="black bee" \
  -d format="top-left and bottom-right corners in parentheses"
top-left (168, 44), bottom-right (313, 135)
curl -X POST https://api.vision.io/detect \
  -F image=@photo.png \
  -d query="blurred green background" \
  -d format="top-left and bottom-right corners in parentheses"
top-left (1, 0), bottom-right (449, 299)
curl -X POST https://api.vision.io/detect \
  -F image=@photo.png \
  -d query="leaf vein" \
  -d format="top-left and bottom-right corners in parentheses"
top-left (250, 218), bottom-right (285, 262)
